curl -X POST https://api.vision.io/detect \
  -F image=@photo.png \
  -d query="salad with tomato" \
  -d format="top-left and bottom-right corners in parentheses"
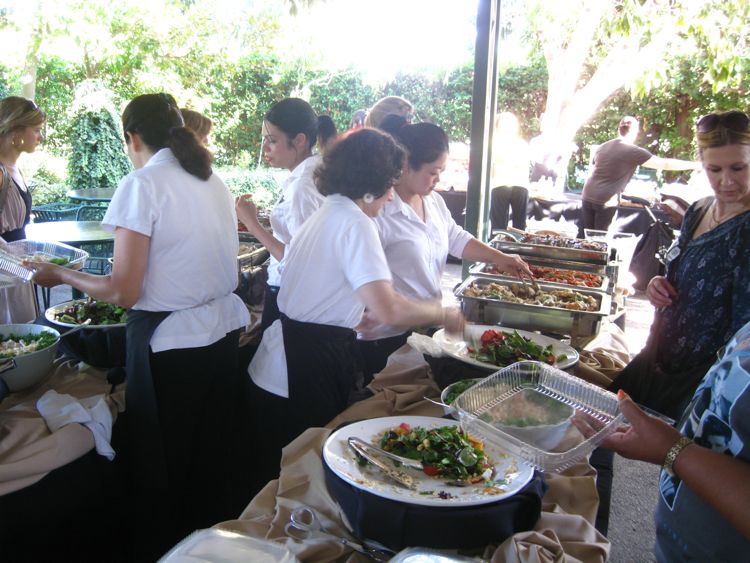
top-left (468, 329), bottom-right (565, 367)
top-left (378, 422), bottom-right (493, 483)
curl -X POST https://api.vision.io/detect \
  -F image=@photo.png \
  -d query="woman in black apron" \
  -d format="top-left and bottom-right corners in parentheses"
top-left (246, 128), bottom-right (464, 492)
top-left (0, 96), bottom-right (46, 323)
top-left (30, 94), bottom-right (252, 560)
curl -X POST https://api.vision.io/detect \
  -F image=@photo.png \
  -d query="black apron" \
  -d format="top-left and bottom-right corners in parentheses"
top-left (1, 178), bottom-right (32, 242)
top-left (280, 313), bottom-right (362, 437)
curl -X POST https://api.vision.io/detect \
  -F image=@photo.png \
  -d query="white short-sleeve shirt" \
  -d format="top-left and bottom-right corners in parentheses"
top-left (249, 194), bottom-right (392, 396)
top-left (364, 190), bottom-right (474, 339)
top-left (267, 155), bottom-right (325, 286)
top-left (103, 148), bottom-right (250, 352)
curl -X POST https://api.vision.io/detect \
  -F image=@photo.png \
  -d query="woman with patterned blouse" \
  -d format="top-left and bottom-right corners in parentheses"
top-left (613, 110), bottom-right (750, 420)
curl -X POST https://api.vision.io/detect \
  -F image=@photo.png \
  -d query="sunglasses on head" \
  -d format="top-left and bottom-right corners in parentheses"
top-left (697, 110), bottom-right (750, 134)
top-left (24, 99), bottom-right (39, 112)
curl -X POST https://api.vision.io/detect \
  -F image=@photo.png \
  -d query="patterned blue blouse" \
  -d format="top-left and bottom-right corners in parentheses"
top-left (655, 319), bottom-right (750, 560)
top-left (657, 200), bottom-right (750, 373)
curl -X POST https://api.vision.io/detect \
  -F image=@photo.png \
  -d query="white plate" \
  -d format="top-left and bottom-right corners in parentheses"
top-left (45, 299), bottom-right (127, 329)
top-left (432, 325), bottom-right (579, 371)
top-left (322, 415), bottom-right (534, 507)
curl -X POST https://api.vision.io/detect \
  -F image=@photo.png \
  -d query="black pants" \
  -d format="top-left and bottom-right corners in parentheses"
top-left (581, 200), bottom-right (617, 233)
top-left (357, 332), bottom-right (410, 385)
top-left (491, 186), bottom-right (529, 231)
top-left (129, 330), bottom-right (252, 560)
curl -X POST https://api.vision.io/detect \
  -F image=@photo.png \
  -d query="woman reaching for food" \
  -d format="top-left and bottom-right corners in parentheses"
top-left (236, 98), bottom-right (327, 330)
top-left (358, 121), bottom-right (532, 382)
top-left (245, 128), bottom-right (464, 490)
top-left (612, 110), bottom-right (750, 420)
top-left (28, 93), bottom-right (251, 559)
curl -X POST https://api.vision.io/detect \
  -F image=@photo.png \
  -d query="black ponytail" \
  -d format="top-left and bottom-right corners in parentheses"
top-left (122, 93), bottom-right (213, 180)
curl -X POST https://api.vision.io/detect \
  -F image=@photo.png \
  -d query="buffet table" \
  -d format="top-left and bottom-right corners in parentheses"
top-left (215, 345), bottom-right (616, 562)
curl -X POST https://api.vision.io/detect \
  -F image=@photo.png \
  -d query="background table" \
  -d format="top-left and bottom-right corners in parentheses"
top-left (26, 221), bottom-right (113, 246)
top-left (66, 188), bottom-right (116, 203)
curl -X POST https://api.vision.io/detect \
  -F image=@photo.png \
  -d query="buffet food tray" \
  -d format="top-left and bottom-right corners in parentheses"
top-left (0, 239), bottom-right (88, 282)
top-left (455, 275), bottom-right (611, 338)
top-left (453, 361), bottom-right (623, 472)
top-left (470, 262), bottom-right (610, 293)
top-left (490, 234), bottom-right (611, 265)
top-left (237, 232), bottom-right (269, 268)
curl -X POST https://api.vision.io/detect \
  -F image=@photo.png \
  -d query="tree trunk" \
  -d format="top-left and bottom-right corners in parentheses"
top-left (20, 11), bottom-right (45, 100)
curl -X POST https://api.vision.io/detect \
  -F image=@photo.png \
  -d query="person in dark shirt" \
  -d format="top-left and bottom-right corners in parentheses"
top-left (581, 116), bottom-right (699, 232)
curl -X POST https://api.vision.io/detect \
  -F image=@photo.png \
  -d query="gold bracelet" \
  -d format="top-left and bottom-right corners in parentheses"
top-left (663, 436), bottom-right (693, 478)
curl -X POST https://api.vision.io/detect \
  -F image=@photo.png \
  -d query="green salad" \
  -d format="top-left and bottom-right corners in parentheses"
top-left (0, 332), bottom-right (58, 359)
top-left (468, 329), bottom-right (567, 367)
top-left (54, 298), bottom-right (127, 326)
top-left (377, 422), bottom-right (494, 483)
top-left (443, 378), bottom-right (481, 405)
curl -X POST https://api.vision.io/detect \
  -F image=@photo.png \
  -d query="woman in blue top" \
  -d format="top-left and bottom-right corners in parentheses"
top-left (613, 110), bottom-right (750, 419)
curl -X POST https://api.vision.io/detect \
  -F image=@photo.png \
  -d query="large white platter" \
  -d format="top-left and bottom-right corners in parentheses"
top-left (432, 325), bottom-right (579, 371)
top-left (322, 415), bottom-right (534, 507)
top-left (45, 299), bottom-right (127, 329)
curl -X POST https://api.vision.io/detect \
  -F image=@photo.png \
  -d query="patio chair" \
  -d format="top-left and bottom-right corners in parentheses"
top-left (31, 203), bottom-right (81, 222)
top-left (76, 205), bottom-right (108, 222)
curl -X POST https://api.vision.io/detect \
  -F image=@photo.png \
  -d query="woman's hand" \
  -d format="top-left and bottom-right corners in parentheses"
top-left (23, 261), bottom-right (64, 288)
top-left (646, 276), bottom-right (677, 308)
top-left (492, 252), bottom-right (533, 278)
top-left (441, 306), bottom-right (465, 336)
top-left (235, 194), bottom-right (263, 235)
top-left (575, 391), bottom-right (681, 466)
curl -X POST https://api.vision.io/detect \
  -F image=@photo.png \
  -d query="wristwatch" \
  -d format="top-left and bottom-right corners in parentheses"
top-left (663, 436), bottom-right (693, 478)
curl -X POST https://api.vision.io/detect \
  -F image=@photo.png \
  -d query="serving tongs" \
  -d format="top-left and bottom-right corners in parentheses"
top-left (518, 271), bottom-right (540, 295)
top-left (347, 437), bottom-right (418, 490)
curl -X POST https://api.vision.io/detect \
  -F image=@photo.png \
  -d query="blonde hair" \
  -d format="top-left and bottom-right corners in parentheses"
top-left (180, 108), bottom-right (212, 141)
top-left (364, 96), bottom-right (413, 130)
top-left (696, 110), bottom-right (750, 155)
top-left (0, 96), bottom-right (46, 139)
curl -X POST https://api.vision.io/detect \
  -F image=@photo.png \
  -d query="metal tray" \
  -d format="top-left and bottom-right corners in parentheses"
top-left (490, 235), bottom-right (611, 265)
top-left (237, 232), bottom-right (269, 268)
top-left (453, 361), bottom-right (623, 472)
top-left (469, 262), bottom-right (610, 293)
top-left (455, 275), bottom-right (611, 339)
top-left (0, 239), bottom-right (88, 282)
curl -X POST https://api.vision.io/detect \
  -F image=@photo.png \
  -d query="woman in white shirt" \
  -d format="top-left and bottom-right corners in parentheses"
top-left (236, 98), bottom-right (326, 330)
top-left (30, 93), bottom-right (251, 559)
top-left (359, 122), bottom-right (532, 382)
top-left (246, 128), bottom-right (463, 490)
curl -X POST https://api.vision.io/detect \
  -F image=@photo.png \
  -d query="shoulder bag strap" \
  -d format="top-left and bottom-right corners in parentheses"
top-left (0, 164), bottom-right (11, 216)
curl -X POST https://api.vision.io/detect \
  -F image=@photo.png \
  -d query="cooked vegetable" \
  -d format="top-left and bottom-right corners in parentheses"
top-left (378, 423), bottom-right (493, 483)
top-left (0, 331), bottom-right (58, 359)
top-left (464, 282), bottom-right (599, 311)
top-left (24, 253), bottom-right (71, 266)
top-left (53, 298), bottom-right (127, 326)
top-left (467, 329), bottom-right (564, 367)
top-left (483, 264), bottom-right (603, 288)
top-left (518, 233), bottom-right (607, 252)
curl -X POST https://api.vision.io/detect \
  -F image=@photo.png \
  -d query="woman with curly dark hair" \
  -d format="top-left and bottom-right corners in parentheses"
top-left (246, 128), bottom-right (464, 489)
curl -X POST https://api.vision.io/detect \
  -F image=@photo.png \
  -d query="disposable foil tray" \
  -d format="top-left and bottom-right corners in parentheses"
top-left (453, 361), bottom-right (623, 472)
top-left (456, 275), bottom-right (611, 339)
top-left (469, 262), bottom-right (610, 293)
top-left (490, 234), bottom-right (611, 265)
top-left (0, 239), bottom-right (88, 282)
top-left (238, 232), bottom-right (269, 267)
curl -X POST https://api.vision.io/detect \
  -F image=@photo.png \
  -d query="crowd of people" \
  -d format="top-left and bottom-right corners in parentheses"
top-left (2, 87), bottom-right (749, 560)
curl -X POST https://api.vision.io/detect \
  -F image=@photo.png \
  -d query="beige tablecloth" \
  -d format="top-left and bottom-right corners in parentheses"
top-left (0, 358), bottom-right (124, 495)
top-left (217, 346), bottom-right (610, 562)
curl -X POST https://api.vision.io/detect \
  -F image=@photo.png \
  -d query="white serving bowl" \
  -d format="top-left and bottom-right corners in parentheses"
top-left (0, 324), bottom-right (60, 392)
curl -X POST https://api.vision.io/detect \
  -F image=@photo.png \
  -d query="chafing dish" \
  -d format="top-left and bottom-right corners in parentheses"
top-left (455, 275), bottom-right (611, 339)
top-left (469, 262), bottom-right (611, 293)
top-left (238, 232), bottom-right (269, 268)
top-left (490, 234), bottom-right (611, 265)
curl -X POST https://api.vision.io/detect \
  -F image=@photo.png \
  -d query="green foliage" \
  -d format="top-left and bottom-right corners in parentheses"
top-left (220, 166), bottom-right (281, 210)
top-left (308, 70), bottom-right (378, 132)
top-left (497, 60), bottom-right (549, 138)
top-left (67, 80), bottom-right (132, 190)
top-left (34, 57), bottom-right (86, 152)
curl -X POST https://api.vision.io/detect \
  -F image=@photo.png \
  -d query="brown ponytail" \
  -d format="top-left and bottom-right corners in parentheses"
top-left (122, 93), bottom-right (213, 181)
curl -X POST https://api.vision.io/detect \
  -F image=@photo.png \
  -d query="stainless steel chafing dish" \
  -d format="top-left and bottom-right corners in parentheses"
top-left (469, 262), bottom-right (611, 293)
top-left (455, 275), bottom-right (612, 339)
top-left (490, 233), bottom-right (611, 265)
top-left (238, 232), bottom-right (269, 268)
